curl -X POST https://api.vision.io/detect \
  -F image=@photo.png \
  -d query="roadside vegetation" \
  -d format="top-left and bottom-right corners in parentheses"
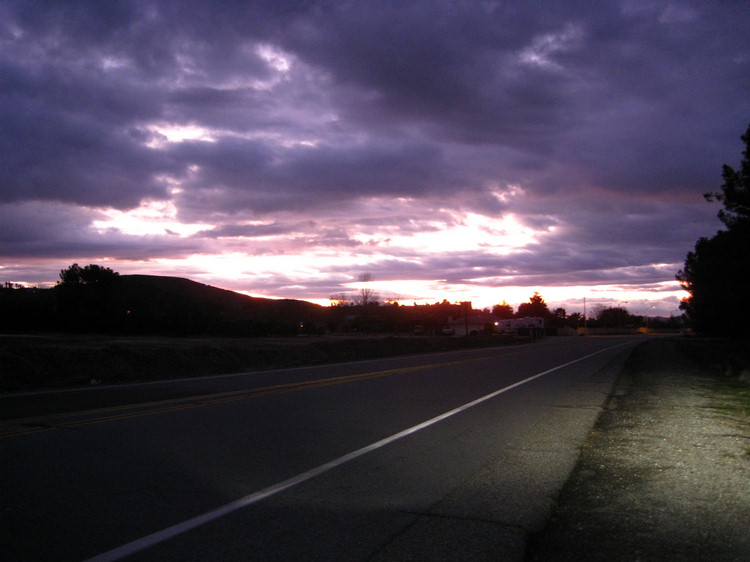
top-left (0, 332), bottom-right (526, 392)
top-left (710, 383), bottom-right (750, 459)
top-left (678, 338), bottom-right (750, 458)
top-left (677, 123), bottom-right (750, 337)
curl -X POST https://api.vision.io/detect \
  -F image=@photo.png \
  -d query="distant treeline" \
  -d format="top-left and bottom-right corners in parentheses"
top-left (3, 264), bottom-right (686, 336)
top-left (1, 274), bottom-right (682, 337)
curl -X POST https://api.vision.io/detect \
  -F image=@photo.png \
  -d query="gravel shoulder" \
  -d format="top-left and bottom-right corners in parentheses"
top-left (526, 338), bottom-right (750, 561)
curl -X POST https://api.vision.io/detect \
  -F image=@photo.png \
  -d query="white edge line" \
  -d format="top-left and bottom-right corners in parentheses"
top-left (83, 341), bottom-right (632, 562)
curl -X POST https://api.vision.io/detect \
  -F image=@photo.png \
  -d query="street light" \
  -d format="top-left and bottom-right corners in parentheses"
top-left (645, 305), bottom-right (656, 330)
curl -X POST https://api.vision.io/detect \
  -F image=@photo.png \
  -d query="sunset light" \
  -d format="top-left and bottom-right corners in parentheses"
top-left (3, 5), bottom-right (749, 562)
top-left (2, 1), bottom-right (744, 319)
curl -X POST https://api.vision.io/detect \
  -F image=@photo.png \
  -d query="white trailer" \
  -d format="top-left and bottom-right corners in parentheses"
top-left (496, 317), bottom-right (545, 339)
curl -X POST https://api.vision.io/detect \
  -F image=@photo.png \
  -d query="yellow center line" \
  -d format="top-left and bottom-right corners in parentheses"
top-left (1, 353), bottom-right (511, 439)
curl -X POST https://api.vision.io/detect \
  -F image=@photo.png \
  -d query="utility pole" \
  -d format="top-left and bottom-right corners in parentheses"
top-left (464, 301), bottom-right (470, 343)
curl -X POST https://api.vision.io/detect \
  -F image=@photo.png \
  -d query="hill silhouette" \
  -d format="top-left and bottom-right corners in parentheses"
top-left (112, 275), bottom-right (327, 335)
top-left (1, 275), bottom-right (326, 336)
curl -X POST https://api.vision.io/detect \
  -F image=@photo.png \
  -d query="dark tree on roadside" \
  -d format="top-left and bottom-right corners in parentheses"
top-left (595, 306), bottom-right (632, 328)
top-left (677, 228), bottom-right (750, 335)
top-left (517, 292), bottom-right (550, 318)
top-left (55, 263), bottom-right (121, 332)
top-left (548, 307), bottom-right (567, 327)
top-left (704, 123), bottom-right (750, 229)
top-left (677, 123), bottom-right (750, 336)
top-left (492, 301), bottom-right (514, 319)
top-left (567, 312), bottom-right (584, 328)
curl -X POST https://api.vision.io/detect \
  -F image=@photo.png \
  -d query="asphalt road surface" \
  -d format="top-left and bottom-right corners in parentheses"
top-left (1, 336), bottom-right (640, 562)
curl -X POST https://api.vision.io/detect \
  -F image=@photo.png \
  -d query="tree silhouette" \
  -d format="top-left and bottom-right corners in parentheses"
top-left (567, 312), bottom-right (584, 328)
top-left (54, 263), bottom-right (121, 332)
top-left (57, 263), bottom-right (119, 286)
top-left (704, 123), bottom-right (750, 229)
top-left (677, 228), bottom-right (750, 335)
top-left (517, 292), bottom-right (550, 318)
top-left (594, 306), bottom-right (632, 328)
top-left (492, 301), bottom-right (514, 319)
top-left (549, 307), bottom-right (567, 327)
top-left (677, 123), bottom-right (750, 336)
top-left (355, 273), bottom-right (379, 307)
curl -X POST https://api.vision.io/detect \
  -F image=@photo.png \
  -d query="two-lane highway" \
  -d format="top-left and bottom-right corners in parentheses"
top-left (1, 336), bottom-right (640, 561)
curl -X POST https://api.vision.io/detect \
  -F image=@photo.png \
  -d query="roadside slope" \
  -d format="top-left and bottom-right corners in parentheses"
top-left (0, 333), bottom-right (522, 392)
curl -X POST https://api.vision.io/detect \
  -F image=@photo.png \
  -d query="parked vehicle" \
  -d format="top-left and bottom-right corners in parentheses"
top-left (496, 317), bottom-right (545, 339)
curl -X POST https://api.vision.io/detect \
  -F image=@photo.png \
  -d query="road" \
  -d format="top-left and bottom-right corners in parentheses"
top-left (1, 336), bottom-right (640, 561)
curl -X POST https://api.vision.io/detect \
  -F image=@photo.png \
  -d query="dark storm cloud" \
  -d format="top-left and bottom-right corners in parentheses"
top-left (1, 109), bottom-right (171, 209)
top-left (280, 1), bottom-right (584, 144)
top-left (277, 1), bottom-right (749, 188)
top-left (170, 138), bottom-right (452, 218)
top-left (4, 1), bottom-right (748, 209)
top-left (0, 1), bottom-right (280, 209)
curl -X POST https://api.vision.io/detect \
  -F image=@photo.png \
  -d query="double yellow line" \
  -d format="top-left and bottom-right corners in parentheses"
top-left (1, 355), bottom-right (491, 439)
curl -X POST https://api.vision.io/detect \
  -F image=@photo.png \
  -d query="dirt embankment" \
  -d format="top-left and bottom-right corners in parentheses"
top-left (0, 333), bottom-right (520, 392)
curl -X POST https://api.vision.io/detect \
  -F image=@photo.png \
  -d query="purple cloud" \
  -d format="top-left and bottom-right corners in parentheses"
top-left (1, 1), bottom-right (747, 314)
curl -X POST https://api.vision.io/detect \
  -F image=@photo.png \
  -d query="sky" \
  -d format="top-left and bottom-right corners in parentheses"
top-left (2, 1), bottom-right (749, 317)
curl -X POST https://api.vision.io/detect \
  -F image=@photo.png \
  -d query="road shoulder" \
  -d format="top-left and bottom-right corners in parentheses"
top-left (526, 338), bottom-right (750, 561)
